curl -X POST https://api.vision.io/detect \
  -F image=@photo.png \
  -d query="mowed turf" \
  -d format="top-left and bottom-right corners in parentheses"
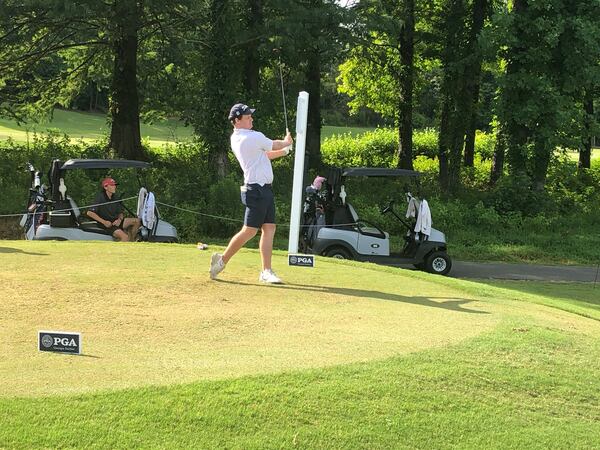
top-left (1, 241), bottom-right (599, 448)
top-left (1, 241), bottom-right (501, 397)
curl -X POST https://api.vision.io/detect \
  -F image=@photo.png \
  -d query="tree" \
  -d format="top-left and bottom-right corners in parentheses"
top-left (436, 0), bottom-right (471, 191)
top-left (0, 1), bottom-right (107, 121)
top-left (337, 0), bottom-right (416, 170)
top-left (495, 0), bottom-right (560, 189)
top-left (0, 0), bottom-right (193, 160)
top-left (463, 0), bottom-right (491, 167)
top-left (266, 0), bottom-right (348, 171)
top-left (108, 0), bottom-right (144, 159)
top-left (555, 0), bottom-right (600, 171)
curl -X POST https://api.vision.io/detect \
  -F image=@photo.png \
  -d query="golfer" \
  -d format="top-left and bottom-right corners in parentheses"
top-left (209, 103), bottom-right (293, 283)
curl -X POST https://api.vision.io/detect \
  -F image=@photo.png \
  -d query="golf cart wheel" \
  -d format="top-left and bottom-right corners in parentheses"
top-left (326, 247), bottom-right (352, 260)
top-left (425, 251), bottom-right (452, 275)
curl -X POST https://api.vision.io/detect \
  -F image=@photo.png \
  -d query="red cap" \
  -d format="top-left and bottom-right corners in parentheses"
top-left (102, 177), bottom-right (117, 188)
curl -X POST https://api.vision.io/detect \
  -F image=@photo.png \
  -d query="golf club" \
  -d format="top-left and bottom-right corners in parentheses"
top-left (277, 55), bottom-right (289, 134)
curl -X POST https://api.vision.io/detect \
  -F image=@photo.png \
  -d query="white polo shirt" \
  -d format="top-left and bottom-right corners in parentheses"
top-left (230, 129), bottom-right (274, 185)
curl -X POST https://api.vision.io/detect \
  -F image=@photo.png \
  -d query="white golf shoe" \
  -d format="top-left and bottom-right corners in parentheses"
top-left (259, 269), bottom-right (283, 284)
top-left (209, 253), bottom-right (225, 280)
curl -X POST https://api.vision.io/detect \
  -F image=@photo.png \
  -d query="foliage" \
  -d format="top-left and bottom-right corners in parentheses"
top-left (322, 128), bottom-right (495, 167)
top-left (1, 134), bottom-right (599, 264)
top-left (322, 128), bottom-right (398, 167)
top-left (493, 0), bottom-right (600, 186)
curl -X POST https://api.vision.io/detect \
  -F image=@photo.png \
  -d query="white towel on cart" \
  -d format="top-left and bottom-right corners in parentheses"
top-left (414, 199), bottom-right (431, 236)
top-left (141, 192), bottom-right (156, 229)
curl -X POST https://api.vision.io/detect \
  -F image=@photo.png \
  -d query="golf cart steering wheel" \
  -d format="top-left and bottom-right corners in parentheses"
top-left (380, 199), bottom-right (395, 215)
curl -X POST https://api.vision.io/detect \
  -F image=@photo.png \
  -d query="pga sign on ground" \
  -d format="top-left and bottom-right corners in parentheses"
top-left (38, 331), bottom-right (81, 355)
top-left (288, 254), bottom-right (315, 267)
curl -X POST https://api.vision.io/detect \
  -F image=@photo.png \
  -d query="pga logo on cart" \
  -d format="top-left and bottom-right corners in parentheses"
top-left (38, 331), bottom-right (81, 355)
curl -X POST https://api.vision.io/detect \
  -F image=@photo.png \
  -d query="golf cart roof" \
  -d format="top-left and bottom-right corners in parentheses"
top-left (341, 167), bottom-right (422, 177)
top-left (60, 159), bottom-right (151, 170)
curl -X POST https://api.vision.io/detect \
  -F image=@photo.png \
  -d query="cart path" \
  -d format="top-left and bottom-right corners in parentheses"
top-left (450, 260), bottom-right (600, 282)
top-left (390, 260), bottom-right (600, 282)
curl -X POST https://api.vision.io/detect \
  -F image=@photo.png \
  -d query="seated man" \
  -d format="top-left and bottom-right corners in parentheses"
top-left (86, 177), bottom-right (140, 241)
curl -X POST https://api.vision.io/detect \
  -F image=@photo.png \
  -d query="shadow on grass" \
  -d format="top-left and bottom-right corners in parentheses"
top-left (0, 246), bottom-right (48, 256)
top-left (216, 280), bottom-right (489, 314)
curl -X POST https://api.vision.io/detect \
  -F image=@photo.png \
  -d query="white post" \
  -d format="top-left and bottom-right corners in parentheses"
top-left (288, 91), bottom-right (309, 254)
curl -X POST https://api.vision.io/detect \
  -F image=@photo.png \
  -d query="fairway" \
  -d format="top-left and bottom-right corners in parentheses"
top-left (0, 108), bottom-right (375, 147)
top-left (1, 241), bottom-right (503, 397)
top-left (0, 109), bottom-right (193, 147)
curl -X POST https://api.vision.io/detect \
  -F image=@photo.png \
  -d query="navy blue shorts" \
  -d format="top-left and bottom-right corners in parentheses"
top-left (241, 184), bottom-right (275, 228)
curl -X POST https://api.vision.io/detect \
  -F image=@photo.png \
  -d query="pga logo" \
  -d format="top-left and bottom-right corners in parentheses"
top-left (39, 331), bottom-right (81, 355)
top-left (41, 334), bottom-right (54, 348)
top-left (288, 254), bottom-right (315, 267)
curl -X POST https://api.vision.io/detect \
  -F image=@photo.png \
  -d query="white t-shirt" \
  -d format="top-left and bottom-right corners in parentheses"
top-left (230, 129), bottom-right (274, 185)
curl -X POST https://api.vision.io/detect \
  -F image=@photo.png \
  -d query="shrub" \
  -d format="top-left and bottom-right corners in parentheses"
top-left (322, 127), bottom-right (495, 168)
top-left (322, 128), bottom-right (397, 167)
top-left (413, 128), bottom-right (438, 158)
top-left (475, 131), bottom-right (496, 160)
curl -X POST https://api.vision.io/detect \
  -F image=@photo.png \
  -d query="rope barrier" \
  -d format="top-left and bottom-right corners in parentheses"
top-left (0, 196), bottom-right (138, 218)
top-left (154, 201), bottom-right (244, 224)
top-left (2, 195), bottom-right (363, 230)
top-left (154, 201), bottom-right (361, 229)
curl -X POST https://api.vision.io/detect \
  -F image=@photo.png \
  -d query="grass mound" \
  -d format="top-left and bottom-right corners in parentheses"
top-left (1, 241), bottom-right (500, 397)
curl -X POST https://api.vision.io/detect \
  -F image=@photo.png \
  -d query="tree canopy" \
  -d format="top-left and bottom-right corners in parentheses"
top-left (1, 0), bottom-right (598, 189)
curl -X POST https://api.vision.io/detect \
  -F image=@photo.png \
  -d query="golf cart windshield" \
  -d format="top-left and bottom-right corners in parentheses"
top-left (48, 159), bottom-right (151, 203)
top-left (60, 159), bottom-right (151, 171)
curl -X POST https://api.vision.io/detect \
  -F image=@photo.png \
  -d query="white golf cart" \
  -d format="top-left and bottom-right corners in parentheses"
top-left (21, 158), bottom-right (178, 242)
top-left (300, 167), bottom-right (452, 275)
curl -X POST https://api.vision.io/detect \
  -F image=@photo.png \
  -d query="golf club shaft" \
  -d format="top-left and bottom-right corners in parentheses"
top-left (278, 57), bottom-right (289, 133)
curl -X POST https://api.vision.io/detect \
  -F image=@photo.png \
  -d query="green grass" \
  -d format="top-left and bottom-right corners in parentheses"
top-left (1, 241), bottom-right (599, 448)
top-left (565, 148), bottom-right (600, 162)
top-left (447, 232), bottom-right (600, 266)
top-left (0, 108), bottom-right (194, 147)
top-left (0, 108), bottom-right (374, 146)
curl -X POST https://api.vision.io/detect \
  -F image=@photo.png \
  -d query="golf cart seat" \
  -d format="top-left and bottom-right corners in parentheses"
top-left (48, 196), bottom-right (81, 228)
top-left (68, 197), bottom-right (111, 235)
top-left (79, 219), bottom-right (113, 235)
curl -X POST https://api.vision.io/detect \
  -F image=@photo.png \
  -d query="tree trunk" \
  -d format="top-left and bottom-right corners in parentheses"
top-left (305, 49), bottom-right (322, 171)
top-left (531, 137), bottom-right (551, 191)
top-left (490, 126), bottom-right (506, 185)
top-left (108, 0), bottom-right (145, 160)
top-left (243, 0), bottom-right (262, 98)
top-left (438, 0), bottom-right (469, 192)
top-left (448, 111), bottom-right (466, 191)
top-left (438, 98), bottom-right (450, 191)
top-left (504, 0), bottom-right (529, 176)
top-left (463, 113), bottom-right (477, 167)
top-left (463, 0), bottom-right (488, 167)
top-left (397, 0), bottom-right (414, 170)
top-left (579, 88), bottom-right (593, 170)
top-left (199, 0), bottom-right (232, 178)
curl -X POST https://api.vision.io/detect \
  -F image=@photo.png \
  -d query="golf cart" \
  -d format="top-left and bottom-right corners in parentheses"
top-left (21, 158), bottom-right (178, 242)
top-left (299, 167), bottom-right (452, 275)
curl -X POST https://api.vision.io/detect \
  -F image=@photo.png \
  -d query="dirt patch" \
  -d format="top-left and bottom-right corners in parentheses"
top-left (0, 217), bottom-right (23, 239)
